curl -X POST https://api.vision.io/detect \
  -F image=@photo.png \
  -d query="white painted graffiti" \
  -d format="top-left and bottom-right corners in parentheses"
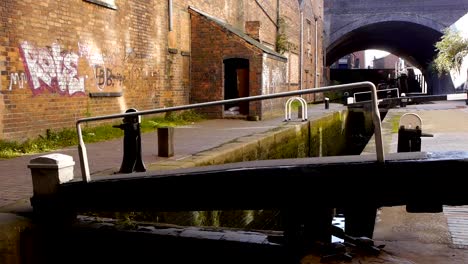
top-left (9, 72), bottom-right (25, 90)
top-left (262, 56), bottom-right (270, 94)
top-left (3, 73), bottom-right (26, 91)
top-left (20, 41), bottom-right (85, 96)
top-left (262, 57), bottom-right (286, 95)
top-left (78, 42), bottom-right (105, 67)
top-left (9, 72), bottom-right (27, 90)
top-left (271, 67), bottom-right (284, 94)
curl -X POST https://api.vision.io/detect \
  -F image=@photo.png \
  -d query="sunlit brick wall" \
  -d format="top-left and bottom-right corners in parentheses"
top-left (0, 0), bottom-right (190, 140)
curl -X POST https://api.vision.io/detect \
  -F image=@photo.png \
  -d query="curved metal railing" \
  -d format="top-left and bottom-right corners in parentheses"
top-left (284, 97), bottom-right (308, 121)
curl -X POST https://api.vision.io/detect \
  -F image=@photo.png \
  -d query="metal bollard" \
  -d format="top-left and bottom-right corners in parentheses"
top-left (113, 108), bottom-right (146, 173)
top-left (324, 97), bottom-right (330, 109)
top-left (343, 92), bottom-right (349, 106)
top-left (397, 113), bottom-right (433, 152)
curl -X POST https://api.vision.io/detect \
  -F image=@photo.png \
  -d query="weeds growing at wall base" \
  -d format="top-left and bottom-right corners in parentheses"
top-left (0, 110), bottom-right (204, 159)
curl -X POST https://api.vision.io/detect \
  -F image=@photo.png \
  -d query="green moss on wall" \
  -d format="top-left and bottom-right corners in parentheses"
top-left (159, 110), bottom-right (366, 170)
top-left (309, 112), bottom-right (348, 157)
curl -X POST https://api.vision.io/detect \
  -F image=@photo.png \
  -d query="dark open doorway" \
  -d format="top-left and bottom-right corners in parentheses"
top-left (224, 58), bottom-right (249, 116)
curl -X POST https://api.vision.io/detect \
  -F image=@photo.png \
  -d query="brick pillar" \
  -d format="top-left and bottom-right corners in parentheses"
top-left (245, 21), bottom-right (261, 41)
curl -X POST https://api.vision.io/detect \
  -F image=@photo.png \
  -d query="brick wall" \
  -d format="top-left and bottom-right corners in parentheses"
top-left (244, 0), bottom-right (278, 48)
top-left (303, 0), bottom-right (325, 101)
top-left (0, 0), bottom-right (326, 140)
top-left (245, 21), bottom-right (261, 41)
top-left (373, 54), bottom-right (400, 69)
top-left (277, 0), bottom-right (325, 101)
top-left (0, 0), bottom-right (191, 141)
top-left (0, 0), bottom-right (7, 136)
top-left (261, 54), bottom-right (289, 119)
top-left (190, 9), bottom-right (264, 118)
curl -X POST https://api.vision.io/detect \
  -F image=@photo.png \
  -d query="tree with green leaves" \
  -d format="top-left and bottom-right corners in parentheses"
top-left (433, 28), bottom-right (468, 75)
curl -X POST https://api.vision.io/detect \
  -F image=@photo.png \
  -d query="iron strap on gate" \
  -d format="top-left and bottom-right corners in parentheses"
top-left (76, 81), bottom-right (385, 182)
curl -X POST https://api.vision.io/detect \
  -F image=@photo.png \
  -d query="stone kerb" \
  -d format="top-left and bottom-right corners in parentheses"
top-left (147, 122), bottom-right (305, 171)
top-left (361, 110), bottom-right (400, 155)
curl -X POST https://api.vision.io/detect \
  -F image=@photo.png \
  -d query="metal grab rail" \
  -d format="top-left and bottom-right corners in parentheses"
top-left (77, 81), bottom-right (385, 182)
top-left (284, 97), bottom-right (308, 121)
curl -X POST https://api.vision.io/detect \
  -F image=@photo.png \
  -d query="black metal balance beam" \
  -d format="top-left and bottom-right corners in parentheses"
top-left (57, 151), bottom-right (468, 213)
top-left (349, 93), bottom-right (465, 109)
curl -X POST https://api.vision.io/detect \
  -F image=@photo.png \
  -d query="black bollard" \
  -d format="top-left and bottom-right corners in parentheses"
top-left (397, 126), bottom-right (421, 152)
top-left (113, 108), bottom-right (146, 173)
top-left (397, 126), bottom-right (433, 152)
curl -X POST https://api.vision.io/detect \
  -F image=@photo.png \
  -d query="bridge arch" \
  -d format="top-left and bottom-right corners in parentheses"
top-left (328, 13), bottom-right (446, 50)
top-left (327, 15), bottom-right (445, 68)
top-left (326, 18), bottom-right (453, 94)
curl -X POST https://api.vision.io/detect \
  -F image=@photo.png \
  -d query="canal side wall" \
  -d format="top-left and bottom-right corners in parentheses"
top-left (0, 213), bottom-right (32, 264)
top-left (148, 110), bottom-right (350, 171)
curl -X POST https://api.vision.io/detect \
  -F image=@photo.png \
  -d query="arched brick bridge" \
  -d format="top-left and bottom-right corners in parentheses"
top-left (325, 0), bottom-right (468, 94)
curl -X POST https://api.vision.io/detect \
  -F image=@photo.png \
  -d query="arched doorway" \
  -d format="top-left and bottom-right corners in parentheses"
top-left (224, 58), bottom-right (249, 116)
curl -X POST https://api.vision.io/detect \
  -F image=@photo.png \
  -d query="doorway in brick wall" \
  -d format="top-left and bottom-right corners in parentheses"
top-left (224, 58), bottom-right (249, 117)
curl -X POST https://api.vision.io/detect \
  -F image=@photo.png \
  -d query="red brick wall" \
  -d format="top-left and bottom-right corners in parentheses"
top-left (190, 10), bottom-right (264, 118)
top-left (280, 0), bottom-right (301, 51)
top-left (0, 0), bottom-right (326, 140)
top-left (243, 0), bottom-right (278, 48)
top-left (0, 0), bottom-right (189, 141)
top-left (0, 0), bottom-right (8, 136)
top-left (245, 21), bottom-right (261, 41)
top-left (373, 54), bottom-right (399, 69)
top-left (177, 0), bottom-right (244, 28)
top-left (353, 50), bottom-right (367, 69)
top-left (270, 0), bottom-right (325, 102)
top-left (303, 0), bottom-right (325, 101)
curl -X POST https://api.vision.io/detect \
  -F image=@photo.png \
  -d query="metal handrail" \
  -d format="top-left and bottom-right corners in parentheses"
top-left (76, 81), bottom-right (384, 182)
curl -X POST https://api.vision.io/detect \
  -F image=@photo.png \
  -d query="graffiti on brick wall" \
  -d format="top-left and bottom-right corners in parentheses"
top-left (78, 42), bottom-right (124, 91)
top-left (93, 65), bottom-right (124, 90)
top-left (262, 66), bottom-right (270, 94)
top-left (17, 41), bottom-right (126, 95)
top-left (15, 41), bottom-right (154, 95)
top-left (20, 41), bottom-right (85, 96)
top-left (8, 72), bottom-right (27, 90)
top-left (271, 68), bottom-right (283, 93)
top-left (262, 58), bottom-right (286, 95)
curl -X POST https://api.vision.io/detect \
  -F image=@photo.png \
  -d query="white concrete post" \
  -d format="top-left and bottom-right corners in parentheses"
top-left (28, 153), bottom-right (75, 197)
